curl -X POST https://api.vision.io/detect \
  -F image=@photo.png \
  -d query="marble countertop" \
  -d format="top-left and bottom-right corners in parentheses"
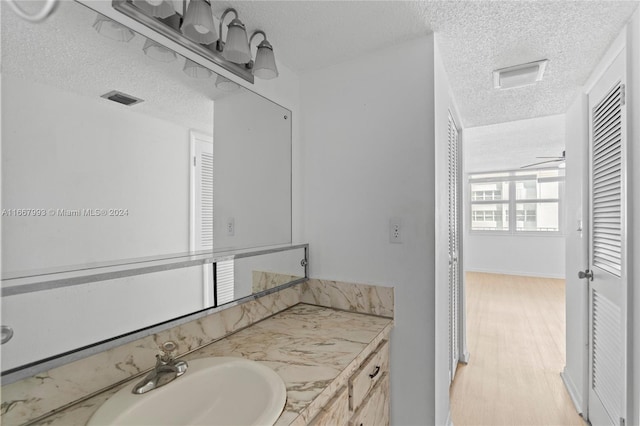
top-left (34, 303), bottom-right (393, 426)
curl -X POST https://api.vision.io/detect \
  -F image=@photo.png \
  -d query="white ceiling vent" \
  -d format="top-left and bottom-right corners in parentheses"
top-left (100, 90), bottom-right (144, 106)
top-left (493, 59), bottom-right (549, 90)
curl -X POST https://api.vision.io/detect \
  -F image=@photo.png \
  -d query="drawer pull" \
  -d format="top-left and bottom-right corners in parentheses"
top-left (369, 365), bottom-right (380, 379)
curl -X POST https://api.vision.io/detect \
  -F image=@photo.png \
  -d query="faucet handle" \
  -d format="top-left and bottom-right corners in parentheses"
top-left (161, 341), bottom-right (177, 353)
top-left (157, 341), bottom-right (178, 363)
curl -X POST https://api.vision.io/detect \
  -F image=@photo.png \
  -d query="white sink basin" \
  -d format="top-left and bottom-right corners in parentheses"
top-left (87, 357), bottom-right (287, 426)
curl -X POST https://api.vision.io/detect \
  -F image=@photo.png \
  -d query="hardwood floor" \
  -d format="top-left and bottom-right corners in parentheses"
top-left (450, 272), bottom-right (585, 426)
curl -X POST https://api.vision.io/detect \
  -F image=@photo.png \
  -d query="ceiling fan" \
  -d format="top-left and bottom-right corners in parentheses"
top-left (520, 150), bottom-right (565, 168)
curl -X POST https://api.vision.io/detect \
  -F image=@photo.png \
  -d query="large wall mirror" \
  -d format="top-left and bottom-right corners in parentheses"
top-left (1, 0), bottom-right (302, 380)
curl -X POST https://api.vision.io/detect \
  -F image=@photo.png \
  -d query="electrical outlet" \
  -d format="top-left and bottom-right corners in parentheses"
top-left (389, 217), bottom-right (402, 243)
top-left (226, 217), bottom-right (235, 236)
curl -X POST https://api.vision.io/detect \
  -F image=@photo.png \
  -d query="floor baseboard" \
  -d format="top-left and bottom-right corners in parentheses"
top-left (560, 368), bottom-right (584, 416)
top-left (446, 409), bottom-right (453, 426)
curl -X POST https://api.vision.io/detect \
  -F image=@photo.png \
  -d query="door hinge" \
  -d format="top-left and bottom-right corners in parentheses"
top-left (621, 84), bottom-right (626, 106)
top-left (193, 156), bottom-right (197, 167)
top-left (620, 417), bottom-right (625, 426)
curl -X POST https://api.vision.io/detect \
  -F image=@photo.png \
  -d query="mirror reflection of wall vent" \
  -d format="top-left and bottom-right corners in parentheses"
top-left (100, 90), bottom-right (144, 106)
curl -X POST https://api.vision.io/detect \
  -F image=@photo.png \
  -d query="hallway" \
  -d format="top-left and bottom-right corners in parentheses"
top-left (450, 272), bottom-right (585, 426)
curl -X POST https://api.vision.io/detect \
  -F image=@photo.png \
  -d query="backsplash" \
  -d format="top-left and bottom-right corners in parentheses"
top-left (1, 278), bottom-right (393, 426)
top-left (301, 279), bottom-right (394, 318)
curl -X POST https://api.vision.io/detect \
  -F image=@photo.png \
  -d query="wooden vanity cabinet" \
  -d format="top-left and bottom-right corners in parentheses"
top-left (348, 340), bottom-right (389, 426)
top-left (309, 387), bottom-right (350, 425)
top-left (309, 339), bottom-right (389, 425)
top-left (349, 373), bottom-right (389, 426)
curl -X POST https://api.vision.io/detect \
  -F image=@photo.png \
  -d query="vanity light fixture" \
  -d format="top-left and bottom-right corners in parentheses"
top-left (93, 14), bottom-right (135, 42)
top-left (112, 0), bottom-right (275, 83)
top-left (247, 31), bottom-right (278, 80)
top-left (132, 0), bottom-right (175, 19)
top-left (493, 59), bottom-right (549, 90)
top-left (143, 38), bottom-right (177, 62)
top-left (183, 59), bottom-right (213, 79)
top-left (142, 15), bottom-right (180, 62)
top-left (214, 74), bottom-right (240, 92)
top-left (4, 0), bottom-right (58, 23)
top-left (217, 8), bottom-right (251, 64)
top-left (181, 0), bottom-right (217, 45)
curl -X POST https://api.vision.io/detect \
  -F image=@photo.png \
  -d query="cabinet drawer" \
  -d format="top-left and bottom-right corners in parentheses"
top-left (349, 340), bottom-right (389, 411)
top-left (309, 386), bottom-right (350, 425)
top-left (349, 373), bottom-right (389, 426)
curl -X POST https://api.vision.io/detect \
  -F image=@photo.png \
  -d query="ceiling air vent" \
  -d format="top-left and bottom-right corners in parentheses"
top-left (493, 59), bottom-right (549, 90)
top-left (100, 90), bottom-right (144, 106)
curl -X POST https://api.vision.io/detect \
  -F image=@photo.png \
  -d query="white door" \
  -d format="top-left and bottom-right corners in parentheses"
top-left (448, 111), bottom-right (461, 383)
top-left (190, 131), bottom-right (214, 252)
top-left (190, 131), bottom-right (214, 307)
top-left (586, 50), bottom-right (627, 426)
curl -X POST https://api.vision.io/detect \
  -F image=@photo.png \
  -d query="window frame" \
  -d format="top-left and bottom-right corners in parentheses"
top-left (468, 167), bottom-right (565, 236)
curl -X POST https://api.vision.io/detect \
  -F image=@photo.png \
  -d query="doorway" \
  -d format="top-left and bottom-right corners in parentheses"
top-left (450, 272), bottom-right (584, 425)
top-left (450, 117), bottom-right (576, 425)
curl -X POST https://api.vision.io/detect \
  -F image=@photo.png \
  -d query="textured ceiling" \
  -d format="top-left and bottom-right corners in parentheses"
top-left (217, 0), bottom-right (639, 127)
top-left (3, 1), bottom-right (639, 129)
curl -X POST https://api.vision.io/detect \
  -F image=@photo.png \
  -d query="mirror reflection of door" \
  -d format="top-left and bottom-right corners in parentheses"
top-left (190, 130), bottom-right (215, 307)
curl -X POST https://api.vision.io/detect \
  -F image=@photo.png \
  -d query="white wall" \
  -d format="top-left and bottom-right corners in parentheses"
top-left (433, 35), bottom-right (463, 426)
top-left (463, 115), bottom-right (567, 279)
top-left (301, 35), bottom-right (438, 425)
top-left (561, 93), bottom-right (589, 413)
top-left (465, 235), bottom-right (565, 278)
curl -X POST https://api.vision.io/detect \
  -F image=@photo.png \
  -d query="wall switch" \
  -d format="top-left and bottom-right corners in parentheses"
top-left (389, 217), bottom-right (402, 244)
top-left (226, 217), bottom-right (235, 236)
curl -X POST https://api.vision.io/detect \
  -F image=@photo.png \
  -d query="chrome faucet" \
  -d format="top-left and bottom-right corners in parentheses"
top-left (132, 341), bottom-right (188, 394)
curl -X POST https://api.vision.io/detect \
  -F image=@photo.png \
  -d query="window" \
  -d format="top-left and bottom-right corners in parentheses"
top-left (472, 189), bottom-right (503, 201)
top-left (469, 168), bottom-right (564, 233)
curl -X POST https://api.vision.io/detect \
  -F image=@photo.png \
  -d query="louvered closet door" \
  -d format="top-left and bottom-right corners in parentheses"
top-left (587, 50), bottom-right (627, 426)
top-left (190, 131), bottom-right (214, 307)
top-left (448, 111), bottom-right (461, 383)
top-left (192, 136), bottom-right (214, 251)
top-left (216, 259), bottom-right (235, 305)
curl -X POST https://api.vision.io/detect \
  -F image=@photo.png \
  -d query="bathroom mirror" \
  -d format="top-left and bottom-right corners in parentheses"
top-left (1, 0), bottom-right (291, 279)
top-left (0, 0), bottom-right (297, 378)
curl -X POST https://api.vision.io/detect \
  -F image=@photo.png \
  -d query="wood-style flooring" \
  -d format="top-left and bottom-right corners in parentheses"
top-left (449, 272), bottom-right (585, 426)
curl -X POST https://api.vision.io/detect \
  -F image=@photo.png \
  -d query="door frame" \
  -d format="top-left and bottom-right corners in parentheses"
top-left (448, 104), bottom-right (469, 374)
